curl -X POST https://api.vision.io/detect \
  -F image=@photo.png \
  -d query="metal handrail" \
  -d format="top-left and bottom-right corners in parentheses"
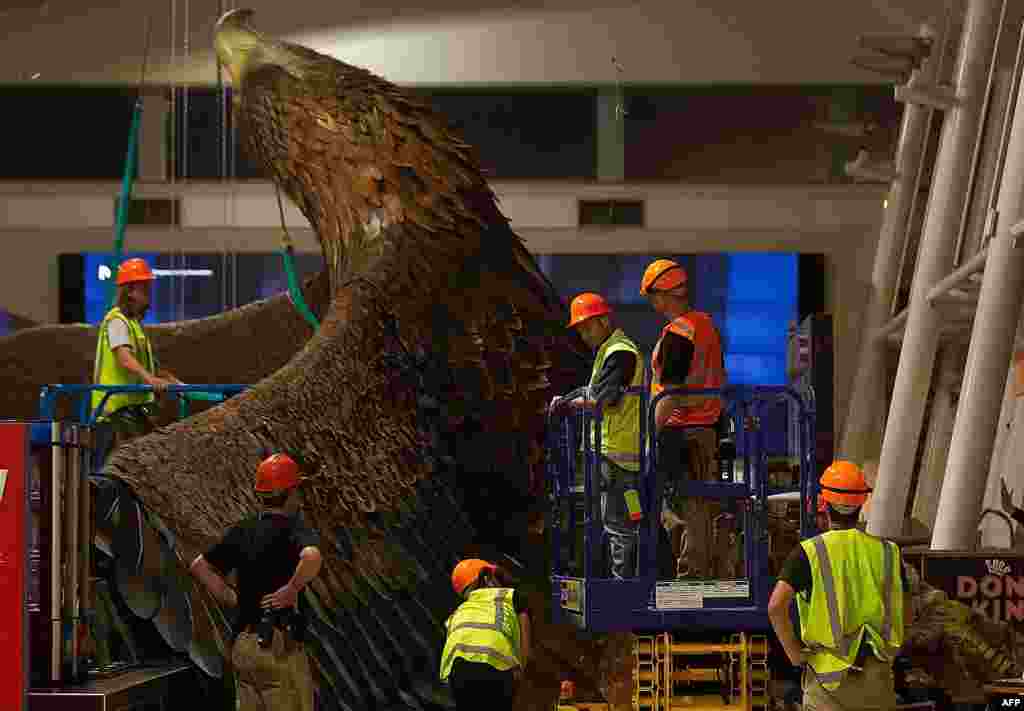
top-left (548, 379), bottom-right (815, 590)
top-left (39, 383), bottom-right (248, 425)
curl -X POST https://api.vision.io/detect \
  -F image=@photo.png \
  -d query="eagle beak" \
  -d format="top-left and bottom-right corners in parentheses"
top-left (214, 8), bottom-right (260, 87)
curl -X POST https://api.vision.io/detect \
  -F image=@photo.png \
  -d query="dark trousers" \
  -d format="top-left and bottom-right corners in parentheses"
top-left (449, 658), bottom-right (516, 711)
top-left (588, 458), bottom-right (640, 579)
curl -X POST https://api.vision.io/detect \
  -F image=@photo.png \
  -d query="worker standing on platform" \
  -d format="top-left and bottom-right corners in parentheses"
top-left (92, 257), bottom-right (183, 444)
top-left (440, 559), bottom-right (532, 711)
top-left (768, 460), bottom-right (911, 711)
top-left (551, 293), bottom-right (645, 578)
top-left (640, 259), bottom-right (726, 580)
top-left (190, 453), bottom-right (322, 711)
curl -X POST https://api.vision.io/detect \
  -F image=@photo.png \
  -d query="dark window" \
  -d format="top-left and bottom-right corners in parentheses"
top-left (624, 85), bottom-right (900, 183)
top-left (415, 90), bottom-right (597, 179)
top-left (578, 200), bottom-right (644, 227)
top-left (170, 87), bottom-right (265, 180)
top-left (0, 87), bottom-right (137, 179)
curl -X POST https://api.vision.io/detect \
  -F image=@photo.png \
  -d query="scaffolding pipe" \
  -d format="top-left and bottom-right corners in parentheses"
top-left (875, 309), bottom-right (910, 342)
top-left (841, 24), bottom-right (939, 463)
top-left (932, 46), bottom-right (1024, 550)
top-left (64, 425), bottom-right (80, 680)
top-left (869, 0), bottom-right (1003, 540)
top-left (925, 245), bottom-right (990, 303)
top-left (49, 423), bottom-right (63, 683)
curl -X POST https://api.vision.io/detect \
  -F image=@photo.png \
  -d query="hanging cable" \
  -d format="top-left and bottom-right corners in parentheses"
top-left (104, 15), bottom-right (154, 317)
top-left (274, 183), bottom-right (321, 329)
top-left (611, 56), bottom-right (627, 122)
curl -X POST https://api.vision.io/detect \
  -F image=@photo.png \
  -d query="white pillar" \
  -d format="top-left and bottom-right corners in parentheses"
top-left (979, 353), bottom-right (1020, 548)
top-left (932, 70), bottom-right (1024, 548)
top-left (911, 346), bottom-right (967, 532)
top-left (868, 0), bottom-right (1002, 539)
top-left (840, 27), bottom-right (937, 465)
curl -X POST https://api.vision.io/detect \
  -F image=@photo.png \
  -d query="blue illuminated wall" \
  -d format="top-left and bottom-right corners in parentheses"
top-left (721, 253), bottom-right (798, 385)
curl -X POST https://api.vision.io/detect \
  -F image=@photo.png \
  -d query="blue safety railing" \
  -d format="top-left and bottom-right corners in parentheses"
top-left (39, 384), bottom-right (249, 426)
top-left (547, 372), bottom-right (816, 633)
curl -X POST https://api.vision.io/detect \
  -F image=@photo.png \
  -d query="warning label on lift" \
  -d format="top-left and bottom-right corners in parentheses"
top-left (653, 580), bottom-right (750, 610)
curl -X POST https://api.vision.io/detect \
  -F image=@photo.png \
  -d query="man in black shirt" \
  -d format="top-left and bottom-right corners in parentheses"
top-left (552, 293), bottom-right (644, 578)
top-left (190, 453), bottom-right (322, 711)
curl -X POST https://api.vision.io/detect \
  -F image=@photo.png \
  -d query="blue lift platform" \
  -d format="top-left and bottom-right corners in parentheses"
top-left (547, 377), bottom-right (821, 710)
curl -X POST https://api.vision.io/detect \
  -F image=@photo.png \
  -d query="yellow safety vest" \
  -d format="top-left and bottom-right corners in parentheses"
top-left (92, 307), bottom-right (156, 420)
top-left (584, 329), bottom-right (644, 472)
top-left (796, 529), bottom-right (905, 690)
top-left (439, 588), bottom-right (521, 681)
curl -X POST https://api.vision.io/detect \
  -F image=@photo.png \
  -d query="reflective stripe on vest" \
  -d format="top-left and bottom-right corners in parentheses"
top-left (439, 588), bottom-right (521, 680)
top-left (92, 307), bottom-right (156, 420)
top-left (796, 530), bottom-right (904, 689)
top-left (584, 329), bottom-right (644, 472)
top-left (651, 312), bottom-right (724, 427)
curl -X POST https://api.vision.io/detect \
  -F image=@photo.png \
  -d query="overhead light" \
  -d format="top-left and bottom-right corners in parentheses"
top-left (152, 269), bottom-right (214, 277)
top-left (884, 199), bottom-right (889, 209)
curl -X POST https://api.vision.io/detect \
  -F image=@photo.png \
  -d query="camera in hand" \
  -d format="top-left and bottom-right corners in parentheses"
top-left (256, 608), bottom-right (301, 648)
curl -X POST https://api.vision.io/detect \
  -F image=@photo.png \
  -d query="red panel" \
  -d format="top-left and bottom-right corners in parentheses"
top-left (0, 422), bottom-right (28, 711)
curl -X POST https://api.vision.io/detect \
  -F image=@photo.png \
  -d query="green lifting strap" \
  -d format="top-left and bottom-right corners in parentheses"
top-left (104, 17), bottom-right (154, 319)
top-left (105, 99), bottom-right (144, 317)
top-left (274, 183), bottom-right (320, 330)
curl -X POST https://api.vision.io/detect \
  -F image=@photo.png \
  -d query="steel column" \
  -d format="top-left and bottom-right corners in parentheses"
top-left (840, 26), bottom-right (938, 465)
top-left (869, 0), bottom-right (1003, 538)
top-left (932, 53), bottom-right (1024, 549)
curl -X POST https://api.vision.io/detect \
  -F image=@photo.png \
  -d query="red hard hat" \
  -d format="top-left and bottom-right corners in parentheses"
top-left (254, 453), bottom-right (302, 494)
top-left (819, 460), bottom-right (871, 508)
top-left (451, 558), bottom-right (495, 596)
top-left (640, 259), bottom-right (687, 296)
top-left (116, 258), bottom-right (156, 286)
top-left (568, 292), bottom-right (612, 328)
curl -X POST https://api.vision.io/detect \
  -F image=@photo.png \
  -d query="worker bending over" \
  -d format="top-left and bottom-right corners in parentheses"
top-left (190, 453), bottom-right (322, 711)
top-left (552, 293), bottom-right (645, 578)
top-left (93, 257), bottom-right (182, 445)
top-left (641, 259), bottom-right (726, 579)
top-left (440, 559), bottom-right (532, 711)
top-left (768, 460), bottom-right (911, 711)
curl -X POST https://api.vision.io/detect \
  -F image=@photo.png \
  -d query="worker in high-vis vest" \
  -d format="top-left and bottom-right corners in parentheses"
top-left (768, 461), bottom-right (912, 711)
top-left (640, 259), bottom-right (726, 580)
top-left (551, 293), bottom-right (645, 578)
top-left (92, 258), bottom-right (182, 444)
top-left (440, 559), bottom-right (531, 711)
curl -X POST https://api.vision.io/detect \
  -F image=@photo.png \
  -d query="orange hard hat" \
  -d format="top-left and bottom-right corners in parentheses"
top-left (116, 257), bottom-right (156, 286)
top-left (568, 292), bottom-right (612, 328)
top-left (451, 558), bottom-right (495, 596)
top-left (819, 460), bottom-right (871, 508)
top-left (640, 259), bottom-right (687, 295)
top-left (254, 453), bottom-right (302, 494)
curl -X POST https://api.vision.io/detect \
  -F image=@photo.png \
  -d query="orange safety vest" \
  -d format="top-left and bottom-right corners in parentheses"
top-left (651, 311), bottom-right (725, 428)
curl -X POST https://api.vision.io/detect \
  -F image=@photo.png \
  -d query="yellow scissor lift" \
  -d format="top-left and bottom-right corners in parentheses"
top-left (633, 633), bottom-right (769, 711)
top-left (548, 378), bottom-right (816, 711)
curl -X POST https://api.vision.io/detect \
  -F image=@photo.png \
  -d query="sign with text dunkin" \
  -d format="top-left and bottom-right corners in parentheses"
top-left (921, 553), bottom-right (1024, 625)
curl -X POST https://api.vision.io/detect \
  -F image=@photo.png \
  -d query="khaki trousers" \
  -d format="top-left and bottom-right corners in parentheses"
top-left (802, 657), bottom-right (898, 711)
top-left (660, 427), bottom-right (723, 579)
top-left (231, 630), bottom-right (314, 711)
